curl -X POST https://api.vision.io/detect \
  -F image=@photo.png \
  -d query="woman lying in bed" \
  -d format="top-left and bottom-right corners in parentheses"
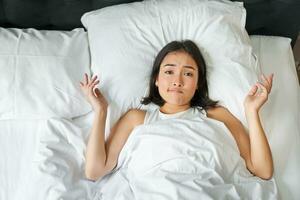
top-left (80, 40), bottom-right (274, 183)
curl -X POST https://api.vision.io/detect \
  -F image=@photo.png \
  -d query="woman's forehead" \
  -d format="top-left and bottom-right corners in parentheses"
top-left (161, 51), bottom-right (198, 69)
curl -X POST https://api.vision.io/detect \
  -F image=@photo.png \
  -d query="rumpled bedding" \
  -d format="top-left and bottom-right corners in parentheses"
top-left (0, 112), bottom-right (279, 200)
top-left (32, 118), bottom-right (94, 200)
top-left (0, 117), bottom-right (98, 200)
top-left (93, 115), bottom-right (279, 200)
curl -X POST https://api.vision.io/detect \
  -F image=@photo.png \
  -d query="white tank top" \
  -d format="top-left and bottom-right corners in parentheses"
top-left (143, 106), bottom-right (207, 125)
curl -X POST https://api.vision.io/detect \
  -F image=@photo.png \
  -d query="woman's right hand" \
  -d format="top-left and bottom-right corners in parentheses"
top-left (79, 73), bottom-right (108, 113)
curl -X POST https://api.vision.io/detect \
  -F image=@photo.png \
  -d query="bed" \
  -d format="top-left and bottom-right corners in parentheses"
top-left (0, 0), bottom-right (299, 200)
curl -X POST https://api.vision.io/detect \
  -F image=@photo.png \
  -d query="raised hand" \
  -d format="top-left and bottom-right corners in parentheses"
top-left (79, 73), bottom-right (108, 113)
top-left (244, 73), bottom-right (274, 112)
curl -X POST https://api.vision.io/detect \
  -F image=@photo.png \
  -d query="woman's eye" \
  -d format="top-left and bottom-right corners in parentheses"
top-left (184, 72), bottom-right (193, 77)
top-left (164, 70), bottom-right (173, 74)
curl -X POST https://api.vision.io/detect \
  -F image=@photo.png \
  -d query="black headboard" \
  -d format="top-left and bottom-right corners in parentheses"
top-left (0, 0), bottom-right (299, 46)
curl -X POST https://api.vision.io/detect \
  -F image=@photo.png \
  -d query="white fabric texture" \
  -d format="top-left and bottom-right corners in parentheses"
top-left (0, 28), bottom-right (92, 119)
top-left (81, 0), bottom-right (259, 137)
top-left (249, 35), bottom-right (300, 200)
top-left (93, 107), bottom-right (278, 200)
top-left (0, 35), bottom-right (299, 200)
top-left (0, 118), bottom-right (97, 200)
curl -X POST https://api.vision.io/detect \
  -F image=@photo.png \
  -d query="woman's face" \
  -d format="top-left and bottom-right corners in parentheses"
top-left (156, 51), bottom-right (199, 107)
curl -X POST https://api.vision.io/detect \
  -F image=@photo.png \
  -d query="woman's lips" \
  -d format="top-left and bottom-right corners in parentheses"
top-left (168, 89), bottom-right (183, 93)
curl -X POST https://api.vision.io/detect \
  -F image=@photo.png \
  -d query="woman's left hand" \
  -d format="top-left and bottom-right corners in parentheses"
top-left (244, 73), bottom-right (274, 112)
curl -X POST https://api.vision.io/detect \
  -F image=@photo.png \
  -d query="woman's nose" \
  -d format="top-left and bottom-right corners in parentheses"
top-left (172, 82), bottom-right (182, 87)
top-left (172, 76), bottom-right (183, 87)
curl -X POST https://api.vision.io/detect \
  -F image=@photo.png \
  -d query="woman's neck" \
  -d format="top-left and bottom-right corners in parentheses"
top-left (159, 103), bottom-right (190, 114)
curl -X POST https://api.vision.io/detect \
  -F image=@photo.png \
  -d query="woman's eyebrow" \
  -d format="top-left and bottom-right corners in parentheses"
top-left (163, 63), bottom-right (176, 67)
top-left (163, 64), bottom-right (196, 70)
top-left (184, 66), bottom-right (196, 70)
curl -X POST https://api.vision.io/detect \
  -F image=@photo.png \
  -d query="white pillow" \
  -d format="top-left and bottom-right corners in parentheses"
top-left (81, 0), bottom-right (258, 135)
top-left (0, 28), bottom-right (92, 119)
top-left (250, 35), bottom-right (300, 200)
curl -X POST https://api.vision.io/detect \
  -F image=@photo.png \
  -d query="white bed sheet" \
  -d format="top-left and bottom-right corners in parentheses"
top-left (0, 35), bottom-right (300, 200)
top-left (250, 35), bottom-right (300, 200)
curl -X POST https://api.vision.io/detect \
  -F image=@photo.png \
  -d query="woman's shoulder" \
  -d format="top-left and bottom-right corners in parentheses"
top-left (124, 108), bottom-right (146, 126)
top-left (206, 105), bottom-right (225, 115)
top-left (206, 105), bottom-right (232, 123)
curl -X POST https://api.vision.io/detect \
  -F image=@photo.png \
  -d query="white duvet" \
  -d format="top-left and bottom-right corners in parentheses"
top-left (93, 113), bottom-right (279, 200)
top-left (31, 118), bottom-right (94, 200)
top-left (0, 117), bottom-right (97, 200)
top-left (0, 111), bottom-right (279, 200)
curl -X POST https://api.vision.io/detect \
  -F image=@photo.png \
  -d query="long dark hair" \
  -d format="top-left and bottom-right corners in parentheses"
top-left (141, 40), bottom-right (218, 110)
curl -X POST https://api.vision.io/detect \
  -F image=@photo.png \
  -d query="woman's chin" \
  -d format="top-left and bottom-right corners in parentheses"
top-left (166, 99), bottom-right (186, 106)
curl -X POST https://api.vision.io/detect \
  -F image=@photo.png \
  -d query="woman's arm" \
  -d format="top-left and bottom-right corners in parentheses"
top-left (79, 73), bottom-right (145, 181)
top-left (207, 73), bottom-right (274, 180)
top-left (85, 108), bottom-right (145, 181)
top-left (208, 107), bottom-right (273, 180)
top-left (245, 108), bottom-right (273, 179)
top-left (242, 73), bottom-right (274, 179)
top-left (84, 110), bottom-right (107, 180)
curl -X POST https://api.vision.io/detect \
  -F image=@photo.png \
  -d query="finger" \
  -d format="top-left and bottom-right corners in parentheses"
top-left (88, 75), bottom-right (98, 87)
top-left (90, 82), bottom-right (99, 93)
top-left (94, 88), bottom-right (101, 97)
top-left (93, 89), bottom-right (98, 97)
top-left (79, 81), bottom-right (84, 87)
top-left (94, 80), bottom-right (100, 85)
top-left (90, 80), bottom-right (100, 88)
top-left (94, 88), bottom-right (103, 98)
top-left (261, 74), bottom-right (270, 92)
top-left (268, 73), bottom-right (274, 92)
top-left (261, 74), bottom-right (272, 93)
top-left (256, 82), bottom-right (268, 95)
top-left (261, 74), bottom-right (270, 87)
top-left (265, 73), bottom-right (274, 93)
top-left (90, 75), bottom-right (98, 84)
top-left (84, 73), bottom-right (89, 85)
top-left (248, 85), bottom-right (258, 96)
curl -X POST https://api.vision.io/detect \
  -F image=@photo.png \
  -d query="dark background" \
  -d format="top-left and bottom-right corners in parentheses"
top-left (0, 0), bottom-right (299, 47)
